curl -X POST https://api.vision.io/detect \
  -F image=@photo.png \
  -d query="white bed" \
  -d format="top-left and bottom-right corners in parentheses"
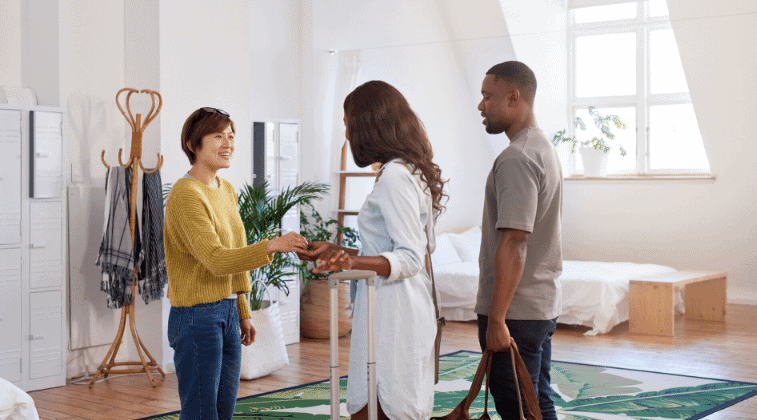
top-left (0, 378), bottom-right (40, 420)
top-left (432, 227), bottom-right (683, 335)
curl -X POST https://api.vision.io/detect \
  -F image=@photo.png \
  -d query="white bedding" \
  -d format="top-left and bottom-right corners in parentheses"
top-left (0, 378), bottom-right (39, 420)
top-left (434, 259), bottom-right (682, 335)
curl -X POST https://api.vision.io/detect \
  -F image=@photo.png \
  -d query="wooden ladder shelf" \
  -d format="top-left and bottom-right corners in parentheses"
top-left (336, 141), bottom-right (377, 239)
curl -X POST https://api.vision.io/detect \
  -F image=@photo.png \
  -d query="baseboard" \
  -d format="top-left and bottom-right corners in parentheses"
top-left (162, 362), bottom-right (176, 374)
top-left (728, 288), bottom-right (757, 306)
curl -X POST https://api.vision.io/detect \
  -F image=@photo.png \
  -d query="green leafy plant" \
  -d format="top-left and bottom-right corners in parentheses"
top-left (552, 106), bottom-right (628, 156)
top-left (237, 181), bottom-right (330, 310)
top-left (298, 202), bottom-right (359, 284)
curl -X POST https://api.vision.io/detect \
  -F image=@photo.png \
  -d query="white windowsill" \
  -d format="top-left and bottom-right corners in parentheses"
top-left (565, 174), bottom-right (716, 182)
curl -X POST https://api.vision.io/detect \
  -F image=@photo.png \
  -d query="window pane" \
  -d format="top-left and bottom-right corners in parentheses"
top-left (575, 33), bottom-right (636, 97)
top-left (649, 0), bottom-right (670, 17)
top-left (574, 3), bottom-right (637, 24)
top-left (574, 107), bottom-right (636, 174)
top-left (650, 29), bottom-right (688, 94)
top-left (649, 104), bottom-right (709, 172)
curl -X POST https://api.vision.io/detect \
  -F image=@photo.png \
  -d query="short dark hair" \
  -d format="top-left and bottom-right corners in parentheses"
top-left (181, 108), bottom-right (235, 164)
top-left (486, 61), bottom-right (537, 106)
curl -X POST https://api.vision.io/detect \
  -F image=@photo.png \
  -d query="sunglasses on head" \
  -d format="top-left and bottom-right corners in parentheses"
top-left (200, 107), bottom-right (229, 117)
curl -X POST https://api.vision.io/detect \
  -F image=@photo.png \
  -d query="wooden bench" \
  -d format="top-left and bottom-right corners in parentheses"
top-left (629, 270), bottom-right (727, 336)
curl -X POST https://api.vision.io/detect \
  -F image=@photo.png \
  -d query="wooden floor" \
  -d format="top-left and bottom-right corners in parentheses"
top-left (29, 303), bottom-right (757, 420)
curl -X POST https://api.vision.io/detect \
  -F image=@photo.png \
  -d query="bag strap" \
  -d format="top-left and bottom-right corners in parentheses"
top-left (431, 345), bottom-right (541, 420)
top-left (396, 160), bottom-right (441, 321)
top-left (425, 228), bottom-right (441, 321)
top-left (509, 340), bottom-right (542, 420)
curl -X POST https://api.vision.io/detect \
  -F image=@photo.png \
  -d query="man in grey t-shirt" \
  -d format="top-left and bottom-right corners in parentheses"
top-left (475, 61), bottom-right (563, 420)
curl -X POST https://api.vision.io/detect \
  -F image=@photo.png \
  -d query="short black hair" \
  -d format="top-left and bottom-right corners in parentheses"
top-left (486, 61), bottom-right (537, 106)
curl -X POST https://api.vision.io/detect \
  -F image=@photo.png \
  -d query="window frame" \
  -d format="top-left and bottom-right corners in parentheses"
top-left (567, 0), bottom-right (709, 176)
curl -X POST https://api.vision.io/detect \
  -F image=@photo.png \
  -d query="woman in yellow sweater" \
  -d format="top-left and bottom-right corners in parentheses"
top-left (164, 107), bottom-right (308, 420)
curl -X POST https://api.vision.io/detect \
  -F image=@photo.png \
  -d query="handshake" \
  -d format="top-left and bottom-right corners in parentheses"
top-left (266, 232), bottom-right (352, 274)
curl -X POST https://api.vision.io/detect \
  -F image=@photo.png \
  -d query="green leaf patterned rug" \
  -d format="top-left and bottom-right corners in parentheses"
top-left (140, 351), bottom-right (757, 420)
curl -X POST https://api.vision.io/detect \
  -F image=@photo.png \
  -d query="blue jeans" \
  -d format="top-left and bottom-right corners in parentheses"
top-left (477, 315), bottom-right (558, 420)
top-left (168, 299), bottom-right (241, 420)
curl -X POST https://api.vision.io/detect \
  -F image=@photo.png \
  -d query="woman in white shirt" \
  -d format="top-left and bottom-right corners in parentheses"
top-left (303, 80), bottom-right (447, 420)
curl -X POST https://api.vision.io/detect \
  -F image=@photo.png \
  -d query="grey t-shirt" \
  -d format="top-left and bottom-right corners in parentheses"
top-left (475, 127), bottom-right (563, 320)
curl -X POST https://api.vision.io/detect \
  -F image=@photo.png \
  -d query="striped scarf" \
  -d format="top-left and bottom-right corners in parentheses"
top-left (138, 170), bottom-right (168, 304)
top-left (96, 166), bottom-right (135, 309)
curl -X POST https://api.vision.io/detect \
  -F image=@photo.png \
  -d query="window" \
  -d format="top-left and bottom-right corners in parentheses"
top-left (566, 0), bottom-right (710, 176)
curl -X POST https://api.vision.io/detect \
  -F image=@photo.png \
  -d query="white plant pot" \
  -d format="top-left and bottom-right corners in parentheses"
top-left (579, 147), bottom-right (609, 177)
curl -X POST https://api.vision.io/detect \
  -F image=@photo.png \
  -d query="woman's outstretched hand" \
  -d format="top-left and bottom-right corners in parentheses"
top-left (312, 249), bottom-right (353, 274)
top-left (266, 232), bottom-right (309, 255)
top-left (296, 241), bottom-right (332, 262)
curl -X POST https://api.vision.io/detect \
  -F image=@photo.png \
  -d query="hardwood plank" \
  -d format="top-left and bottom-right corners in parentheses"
top-left (27, 303), bottom-right (757, 420)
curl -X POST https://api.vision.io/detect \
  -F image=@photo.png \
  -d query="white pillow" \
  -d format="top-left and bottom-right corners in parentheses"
top-left (447, 226), bottom-right (481, 263)
top-left (430, 234), bottom-right (462, 267)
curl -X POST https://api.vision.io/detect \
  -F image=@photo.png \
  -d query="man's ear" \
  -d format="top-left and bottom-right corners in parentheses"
top-left (508, 88), bottom-right (520, 106)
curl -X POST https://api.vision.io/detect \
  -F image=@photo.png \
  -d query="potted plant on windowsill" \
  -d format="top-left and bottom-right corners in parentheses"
top-left (297, 202), bottom-right (360, 339)
top-left (552, 106), bottom-right (628, 177)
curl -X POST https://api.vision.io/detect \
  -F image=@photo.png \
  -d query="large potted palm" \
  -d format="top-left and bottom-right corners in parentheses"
top-left (237, 181), bottom-right (329, 309)
top-left (235, 181), bottom-right (329, 379)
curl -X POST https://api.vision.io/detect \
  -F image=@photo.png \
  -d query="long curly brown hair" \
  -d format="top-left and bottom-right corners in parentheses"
top-left (344, 80), bottom-right (447, 218)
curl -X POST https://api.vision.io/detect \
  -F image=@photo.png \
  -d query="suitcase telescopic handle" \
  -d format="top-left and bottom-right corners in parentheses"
top-left (328, 270), bottom-right (378, 420)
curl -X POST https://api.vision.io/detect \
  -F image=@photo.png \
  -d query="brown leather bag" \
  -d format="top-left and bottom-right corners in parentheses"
top-left (431, 343), bottom-right (542, 420)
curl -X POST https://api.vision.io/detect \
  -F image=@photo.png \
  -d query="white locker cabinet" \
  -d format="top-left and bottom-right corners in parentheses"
top-left (0, 248), bottom-right (22, 383)
top-left (29, 291), bottom-right (63, 379)
top-left (29, 201), bottom-right (63, 289)
top-left (278, 122), bottom-right (300, 236)
top-left (0, 110), bottom-right (22, 245)
top-left (0, 104), bottom-right (66, 392)
top-left (30, 111), bottom-right (63, 199)
top-left (252, 120), bottom-right (301, 343)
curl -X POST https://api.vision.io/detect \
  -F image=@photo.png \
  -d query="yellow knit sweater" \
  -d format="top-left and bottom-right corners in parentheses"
top-left (164, 177), bottom-right (271, 320)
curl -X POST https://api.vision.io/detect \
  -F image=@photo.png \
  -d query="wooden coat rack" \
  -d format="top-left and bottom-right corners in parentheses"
top-left (90, 88), bottom-right (166, 388)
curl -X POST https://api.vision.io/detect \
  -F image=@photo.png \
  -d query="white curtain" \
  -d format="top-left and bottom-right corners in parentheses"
top-left (326, 50), bottom-right (362, 216)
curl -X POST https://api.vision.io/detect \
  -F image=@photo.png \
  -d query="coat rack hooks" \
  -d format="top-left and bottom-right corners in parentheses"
top-left (91, 88), bottom-right (166, 388)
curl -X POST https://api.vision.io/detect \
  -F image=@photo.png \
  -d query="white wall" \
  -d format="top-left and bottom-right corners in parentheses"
top-left (158, 0), bottom-right (253, 190)
top-left (498, 0), bottom-right (569, 143)
top-left (58, 0), bottom-right (131, 379)
top-left (249, 0), bottom-right (304, 123)
top-left (0, 0), bottom-right (23, 87)
top-left (310, 0), bottom-right (516, 229)
top-left (559, 0), bottom-right (757, 304)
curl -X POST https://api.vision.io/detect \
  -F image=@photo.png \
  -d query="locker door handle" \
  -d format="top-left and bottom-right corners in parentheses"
top-left (29, 334), bottom-right (44, 341)
top-left (277, 156), bottom-right (290, 161)
top-left (29, 243), bottom-right (46, 249)
top-left (35, 152), bottom-right (51, 158)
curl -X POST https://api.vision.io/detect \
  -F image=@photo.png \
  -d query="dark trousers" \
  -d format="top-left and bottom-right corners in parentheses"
top-left (477, 315), bottom-right (558, 420)
top-left (168, 299), bottom-right (242, 420)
